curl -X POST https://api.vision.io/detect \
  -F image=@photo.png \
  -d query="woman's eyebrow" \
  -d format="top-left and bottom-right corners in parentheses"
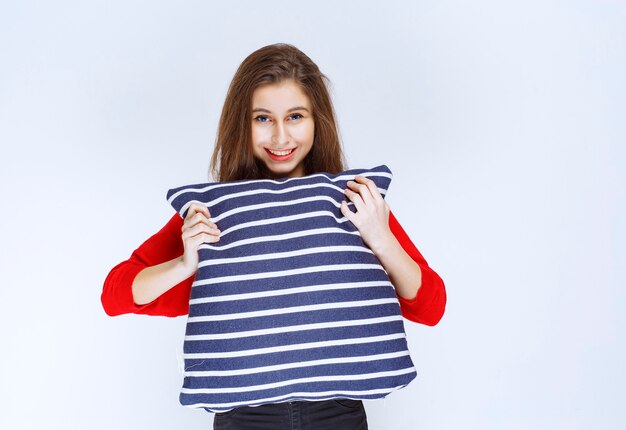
top-left (252, 106), bottom-right (310, 113)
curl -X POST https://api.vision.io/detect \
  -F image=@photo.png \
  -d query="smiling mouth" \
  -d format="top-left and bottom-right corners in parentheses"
top-left (266, 148), bottom-right (295, 156)
top-left (265, 148), bottom-right (296, 161)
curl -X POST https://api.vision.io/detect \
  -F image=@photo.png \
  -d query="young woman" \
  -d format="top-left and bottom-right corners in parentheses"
top-left (102, 43), bottom-right (446, 430)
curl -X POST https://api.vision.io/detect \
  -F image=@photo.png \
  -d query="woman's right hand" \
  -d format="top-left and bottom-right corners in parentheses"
top-left (181, 202), bottom-right (221, 273)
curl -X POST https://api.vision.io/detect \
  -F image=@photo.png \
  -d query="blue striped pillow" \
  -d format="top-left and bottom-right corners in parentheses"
top-left (166, 165), bottom-right (416, 413)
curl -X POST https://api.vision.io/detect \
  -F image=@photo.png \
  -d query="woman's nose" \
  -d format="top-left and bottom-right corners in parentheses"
top-left (272, 122), bottom-right (290, 146)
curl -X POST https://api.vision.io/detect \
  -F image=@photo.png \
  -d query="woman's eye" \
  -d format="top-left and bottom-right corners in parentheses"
top-left (289, 113), bottom-right (303, 120)
top-left (254, 115), bottom-right (270, 123)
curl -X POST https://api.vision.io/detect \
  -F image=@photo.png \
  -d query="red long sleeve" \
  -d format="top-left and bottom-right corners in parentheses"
top-left (389, 212), bottom-right (447, 326)
top-left (101, 214), bottom-right (193, 317)
top-left (101, 211), bottom-right (446, 325)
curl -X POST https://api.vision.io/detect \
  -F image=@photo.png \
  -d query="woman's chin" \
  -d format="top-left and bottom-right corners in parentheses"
top-left (264, 161), bottom-right (304, 179)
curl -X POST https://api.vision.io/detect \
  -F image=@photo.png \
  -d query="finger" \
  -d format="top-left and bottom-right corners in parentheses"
top-left (186, 201), bottom-right (211, 220)
top-left (347, 179), bottom-right (375, 206)
top-left (193, 222), bottom-right (220, 237)
top-left (185, 234), bottom-right (218, 255)
top-left (343, 187), bottom-right (366, 212)
top-left (182, 222), bottom-right (220, 239)
top-left (192, 232), bottom-right (220, 246)
top-left (184, 233), bottom-right (220, 250)
top-left (184, 204), bottom-right (215, 230)
top-left (340, 200), bottom-right (356, 221)
top-left (188, 212), bottom-right (217, 229)
top-left (355, 175), bottom-right (384, 204)
top-left (183, 213), bottom-right (214, 233)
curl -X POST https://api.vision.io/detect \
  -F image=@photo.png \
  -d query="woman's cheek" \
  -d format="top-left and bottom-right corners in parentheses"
top-left (295, 120), bottom-right (315, 140)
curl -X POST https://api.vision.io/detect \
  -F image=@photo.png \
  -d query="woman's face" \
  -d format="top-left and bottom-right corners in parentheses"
top-left (250, 79), bottom-right (315, 178)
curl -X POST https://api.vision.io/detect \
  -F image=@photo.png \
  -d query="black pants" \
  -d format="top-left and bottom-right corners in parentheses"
top-left (213, 399), bottom-right (368, 430)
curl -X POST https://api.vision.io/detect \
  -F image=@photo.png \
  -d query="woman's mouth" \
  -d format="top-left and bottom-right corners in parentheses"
top-left (265, 147), bottom-right (296, 161)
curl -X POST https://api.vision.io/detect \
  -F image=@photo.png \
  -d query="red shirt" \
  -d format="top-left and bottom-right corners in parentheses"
top-left (101, 211), bottom-right (446, 326)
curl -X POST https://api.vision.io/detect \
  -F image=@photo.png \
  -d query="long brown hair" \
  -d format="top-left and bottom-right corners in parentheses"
top-left (209, 43), bottom-right (346, 181)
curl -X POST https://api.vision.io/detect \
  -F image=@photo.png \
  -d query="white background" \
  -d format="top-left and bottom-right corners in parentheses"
top-left (1, 1), bottom-right (624, 429)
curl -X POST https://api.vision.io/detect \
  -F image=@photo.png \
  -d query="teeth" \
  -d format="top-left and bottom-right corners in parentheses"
top-left (268, 149), bottom-right (294, 156)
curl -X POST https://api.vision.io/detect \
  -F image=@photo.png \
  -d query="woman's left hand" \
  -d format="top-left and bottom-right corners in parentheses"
top-left (340, 175), bottom-right (395, 255)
